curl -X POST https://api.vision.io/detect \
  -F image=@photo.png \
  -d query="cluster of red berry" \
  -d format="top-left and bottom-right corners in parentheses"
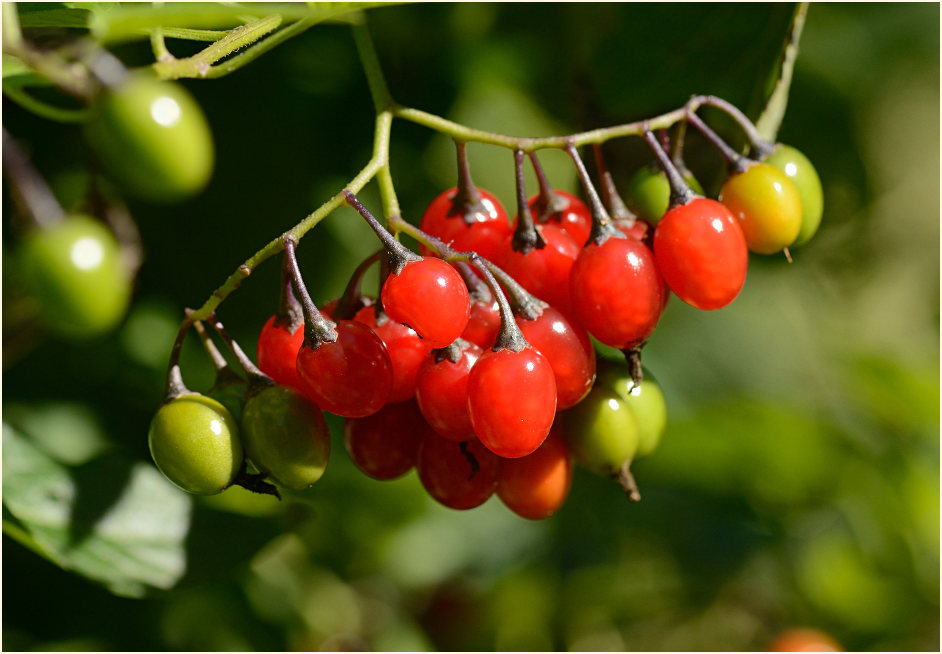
top-left (149, 101), bottom-right (823, 520)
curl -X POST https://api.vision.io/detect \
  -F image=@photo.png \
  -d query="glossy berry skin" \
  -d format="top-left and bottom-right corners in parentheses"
top-left (344, 400), bottom-right (426, 480)
top-left (460, 295), bottom-right (500, 350)
top-left (569, 235), bottom-right (664, 349)
top-left (419, 188), bottom-right (511, 263)
top-left (381, 257), bottom-right (470, 348)
top-left (763, 144), bottom-right (824, 246)
top-left (148, 393), bottom-right (242, 495)
top-left (19, 214), bottom-right (131, 338)
top-left (529, 190), bottom-right (592, 246)
top-left (417, 433), bottom-right (500, 510)
top-left (241, 385), bottom-right (330, 490)
top-left (501, 223), bottom-right (580, 315)
top-left (516, 307), bottom-right (596, 410)
top-left (497, 427), bottom-right (572, 520)
top-left (355, 306), bottom-right (433, 403)
top-left (600, 366), bottom-right (667, 459)
top-left (296, 320), bottom-right (393, 417)
top-left (560, 385), bottom-right (639, 476)
top-left (720, 162), bottom-right (803, 254)
top-left (767, 628), bottom-right (842, 652)
top-left (626, 164), bottom-right (705, 223)
top-left (242, 386), bottom-right (330, 490)
top-left (616, 218), bottom-right (654, 248)
top-left (467, 347), bottom-right (557, 458)
top-left (85, 73), bottom-right (213, 202)
top-left (415, 340), bottom-right (483, 441)
top-left (257, 316), bottom-right (304, 389)
top-left (653, 198), bottom-right (748, 310)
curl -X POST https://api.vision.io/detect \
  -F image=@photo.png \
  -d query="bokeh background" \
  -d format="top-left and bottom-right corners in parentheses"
top-left (3, 3), bottom-right (939, 651)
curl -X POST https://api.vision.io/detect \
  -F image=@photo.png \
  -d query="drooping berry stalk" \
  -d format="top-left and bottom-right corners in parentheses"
top-left (510, 149), bottom-right (546, 254)
top-left (684, 109), bottom-right (751, 175)
top-left (591, 143), bottom-right (633, 219)
top-left (565, 143), bottom-right (620, 245)
top-left (641, 127), bottom-right (697, 210)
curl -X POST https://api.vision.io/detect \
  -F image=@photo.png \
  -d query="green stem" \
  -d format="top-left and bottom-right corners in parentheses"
top-left (149, 27), bottom-right (173, 62)
top-left (2, 82), bottom-right (91, 123)
top-left (352, 21), bottom-right (394, 111)
top-left (156, 27), bottom-right (231, 42)
top-left (393, 105), bottom-right (689, 152)
top-left (152, 14), bottom-right (290, 80)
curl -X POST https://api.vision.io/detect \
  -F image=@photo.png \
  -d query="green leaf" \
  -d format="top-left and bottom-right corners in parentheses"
top-left (16, 7), bottom-right (91, 28)
top-left (754, 2), bottom-right (810, 142)
top-left (2, 423), bottom-right (193, 598)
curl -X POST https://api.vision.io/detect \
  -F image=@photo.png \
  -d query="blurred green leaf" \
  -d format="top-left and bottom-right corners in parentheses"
top-left (2, 423), bottom-right (192, 598)
top-left (16, 6), bottom-right (91, 28)
top-left (3, 401), bottom-right (109, 465)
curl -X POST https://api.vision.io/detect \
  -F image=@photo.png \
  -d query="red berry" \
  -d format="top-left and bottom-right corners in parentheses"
top-left (296, 320), bottom-right (393, 417)
top-left (767, 628), bottom-right (842, 652)
top-left (516, 306), bottom-right (596, 410)
top-left (257, 315), bottom-right (304, 390)
top-left (344, 400), bottom-right (426, 480)
top-left (615, 217), bottom-right (653, 248)
top-left (321, 295), bottom-right (374, 322)
top-left (653, 197), bottom-right (748, 310)
top-left (569, 235), bottom-right (664, 349)
top-left (417, 434), bottom-right (500, 510)
top-left (381, 257), bottom-right (470, 348)
top-left (419, 188), bottom-right (512, 263)
top-left (460, 294), bottom-right (501, 350)
top-left (354, 306), bottom-right (433, 403)
top-left (415, 340), bottom-right (483, 441)
top-left (467, 347), bottom-right (557, 458)
top-left (529, 190), bottom-right (592, 246)
top-left (497, 426), bottom-right (572, 520)
top-left (501, 223), bottom-right (579, 315)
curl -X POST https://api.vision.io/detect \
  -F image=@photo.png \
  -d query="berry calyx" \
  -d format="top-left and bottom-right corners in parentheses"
top-left (528, 151), bottom-right (592, 245)
top-left (500, 221), bottom-right (580, 315)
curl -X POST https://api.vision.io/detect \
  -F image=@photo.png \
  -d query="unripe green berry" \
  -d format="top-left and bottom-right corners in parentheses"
top-left (600, 368), bottom-right (667, 458)
top-left (241, 385), bottom-right (330, 491)
top-left (763, 144), bottom-right (824, 246)
top-left (19, 213), bottom-right (131, 338)
top-left (148, 393), bottom-right (243, 495)
top-left (560, 385), bottom-right (639, 476)
top-left (626, 163), bottom-right (705, 224)
top-left (85, 73), bottom-right (214, 203)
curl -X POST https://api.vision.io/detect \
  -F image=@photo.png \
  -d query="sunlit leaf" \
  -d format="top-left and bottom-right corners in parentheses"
top-left (2, 423), bottom-right (192, 598)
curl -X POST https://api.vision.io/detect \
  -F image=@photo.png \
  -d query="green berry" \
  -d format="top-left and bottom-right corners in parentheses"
top-left (763, 144), bottom-right (824, 246)
top-left (85, 73), bottom-right (214, 203)
top-left (19, 213), bottom-right (131, 338)
top-left (241, 385), bottom-right (330, 491)
top-left (626, 163), bottom-right (705, 224)
top-left (599, 366), bottom-right (667, 458)
top-left (560, 384), bottom-right (639, 476)
top-left (148, 393), bottom-right (243, 495)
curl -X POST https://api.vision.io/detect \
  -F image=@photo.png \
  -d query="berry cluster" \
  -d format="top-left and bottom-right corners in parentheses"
top-left (148, 96), bottom-right (823, 519)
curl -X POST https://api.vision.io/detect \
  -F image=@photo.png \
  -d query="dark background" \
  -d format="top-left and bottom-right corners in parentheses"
top-left (3, 3), bottom-right (939, 651)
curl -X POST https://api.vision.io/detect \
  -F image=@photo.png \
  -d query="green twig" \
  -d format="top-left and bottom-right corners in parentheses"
top-left (2, 82), bottom-right (91, 123)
